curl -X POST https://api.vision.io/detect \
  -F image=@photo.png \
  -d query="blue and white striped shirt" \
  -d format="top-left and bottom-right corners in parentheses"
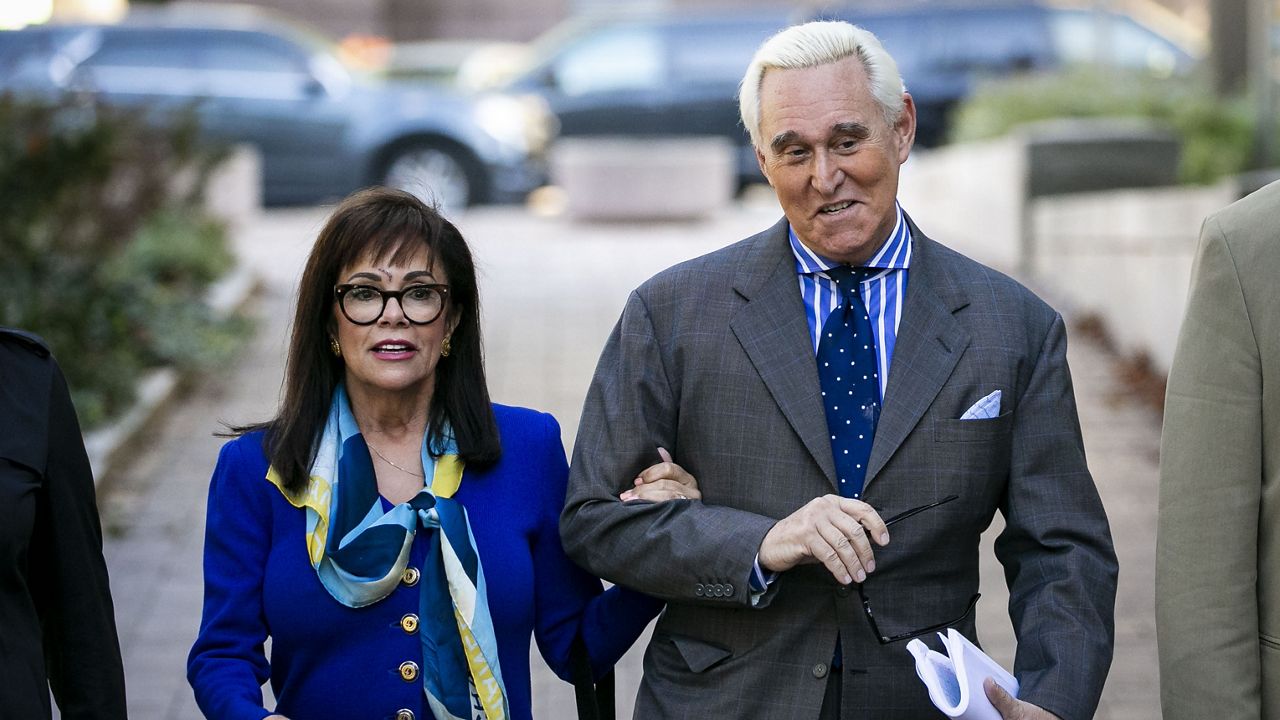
top-left (789, 202), bottom-right (912, 400)
top-left (749, 203), bottom-right (913, 599)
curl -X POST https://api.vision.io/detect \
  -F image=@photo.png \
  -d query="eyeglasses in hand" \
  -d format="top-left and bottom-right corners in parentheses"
top-left (857, 494), bottom-right (982, 644)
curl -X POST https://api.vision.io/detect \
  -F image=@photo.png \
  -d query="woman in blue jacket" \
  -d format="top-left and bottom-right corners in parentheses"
top-left (188, 187), bottom-right (696, 720)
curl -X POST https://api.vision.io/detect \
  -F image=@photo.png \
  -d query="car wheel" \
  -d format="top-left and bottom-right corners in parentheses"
top-left (380, 143), bottom-right (476, 210)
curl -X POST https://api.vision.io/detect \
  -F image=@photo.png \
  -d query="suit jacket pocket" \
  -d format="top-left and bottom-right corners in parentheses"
top-left (933, 411), bottom-right (1014, 443)
top-left (663, 634), bottom-right (733, 673)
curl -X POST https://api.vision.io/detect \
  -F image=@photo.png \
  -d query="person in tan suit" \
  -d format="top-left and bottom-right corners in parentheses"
top-left (1156, 179), bottom-right (1280, 718)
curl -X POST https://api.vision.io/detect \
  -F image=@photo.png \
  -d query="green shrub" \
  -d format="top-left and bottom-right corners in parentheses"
top-left (949, 68), bottom-right (1257, 185)
top-left (0, 95), bottom-right (246, 427)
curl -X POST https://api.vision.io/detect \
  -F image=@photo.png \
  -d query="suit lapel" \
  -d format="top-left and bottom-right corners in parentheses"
top-left (865, 227), bottom-right (971, 489)
top-left (729, 220), bottom-right (838, 488)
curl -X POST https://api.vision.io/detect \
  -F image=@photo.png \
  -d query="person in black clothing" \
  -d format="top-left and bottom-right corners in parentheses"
top-left (0, 326), bottom-right (127, 719)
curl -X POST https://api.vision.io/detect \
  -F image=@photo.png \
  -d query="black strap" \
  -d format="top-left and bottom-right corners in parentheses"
top-left (569, 633), bottom-right (615, 720)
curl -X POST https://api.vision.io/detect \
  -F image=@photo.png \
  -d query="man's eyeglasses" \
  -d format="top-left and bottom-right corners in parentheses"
top-left (858, 494), bottom-right (981, 645)
top-left (334, 284), bottom-right (449, 326)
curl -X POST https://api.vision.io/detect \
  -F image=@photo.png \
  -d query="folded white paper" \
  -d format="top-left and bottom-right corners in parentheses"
top-left (907, 628), bottom-right (1019, 720)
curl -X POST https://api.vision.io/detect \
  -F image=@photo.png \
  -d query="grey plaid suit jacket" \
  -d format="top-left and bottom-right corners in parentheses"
top-left (561, 216), bottom-right (1117, 720)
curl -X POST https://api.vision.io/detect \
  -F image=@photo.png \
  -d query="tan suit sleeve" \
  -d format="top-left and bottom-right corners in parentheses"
top-left (1156, 215), bottom-right (1265, 718)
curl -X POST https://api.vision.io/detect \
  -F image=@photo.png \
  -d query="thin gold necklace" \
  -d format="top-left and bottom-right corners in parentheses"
top-left (366, 442), bottom-right (425, 478)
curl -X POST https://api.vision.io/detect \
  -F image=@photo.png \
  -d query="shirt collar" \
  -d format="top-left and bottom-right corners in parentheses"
top-left (790, 202), bottom-right (912, 276)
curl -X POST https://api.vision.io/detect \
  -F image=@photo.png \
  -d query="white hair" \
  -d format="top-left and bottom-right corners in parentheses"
top-left (738, 20), bottom-right (906, 150)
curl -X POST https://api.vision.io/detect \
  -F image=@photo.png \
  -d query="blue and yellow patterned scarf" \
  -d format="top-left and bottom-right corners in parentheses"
top-left (267, 384), bottom-right (508, 720)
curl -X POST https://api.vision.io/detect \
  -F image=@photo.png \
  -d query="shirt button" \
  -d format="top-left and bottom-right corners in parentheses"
top-left (695, 583), bottom-right (705, 597)
top-left (836, 585), bottom-right (852, 597)
top-left (400, 614), bottom-right (419, 634)
top-left (402, 567), bottom-right (420, 587)
top-left (812, 662), bottom-right (829, 678)
top-left (399, 660), bottom-right (419, 682)
top-left (395, 710), bottom-right (415, 720)
top-left (724, 583), bottom-right (734, 595)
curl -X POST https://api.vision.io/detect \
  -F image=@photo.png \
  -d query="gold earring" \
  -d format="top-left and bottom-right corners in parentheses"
top-left (330, 337), bottom-right (341, 357)
top-left (441, 336), bottom-right (451, 358)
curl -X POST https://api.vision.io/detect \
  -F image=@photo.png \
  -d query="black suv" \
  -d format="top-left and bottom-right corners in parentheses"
top-left (500, 9), bottom-right (792, 188)
top-left (816, 1), bottom-right (1200, 147)
top-left (498, 2), bottom-right (1198, 187)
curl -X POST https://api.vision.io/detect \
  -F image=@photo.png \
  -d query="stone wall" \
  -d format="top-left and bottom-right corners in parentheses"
top-left (898, 138), bottom-right (1027, 273)
top-left (1029, 183), bottom-right (1236, 372)
top-left (899, 129), bottom-right (1241, 376)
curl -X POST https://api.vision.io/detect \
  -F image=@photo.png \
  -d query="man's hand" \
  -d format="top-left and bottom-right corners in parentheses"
top-left (757, 495), bottom-right (888, 584)
top-left (984, 678), bottom-right (1062, 720)
top-left (621, 447), bottom-right (701, 502)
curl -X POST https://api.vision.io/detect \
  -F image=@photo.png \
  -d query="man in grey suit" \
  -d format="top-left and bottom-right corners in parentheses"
top-left (1156, 180), bottom-right (1280, 718)
top-left (561, 21), bottom-right (1116, 720)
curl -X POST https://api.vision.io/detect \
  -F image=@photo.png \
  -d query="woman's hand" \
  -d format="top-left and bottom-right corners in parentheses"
top-left (620, 447), bottom-right (701, 502)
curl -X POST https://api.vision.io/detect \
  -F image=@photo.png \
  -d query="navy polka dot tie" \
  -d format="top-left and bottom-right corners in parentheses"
top-left (817, 266), bottom-right (880, 499)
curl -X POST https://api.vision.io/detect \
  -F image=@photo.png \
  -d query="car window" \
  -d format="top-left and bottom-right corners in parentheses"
top-left (77, 28), bottom-right (318, 101)
top-left (929, 9), bottom-right (1050, 74)
top-left (84, 29), bottom-right (202, 70)
top-left (75, 28), bottom-right (203, 95)
top-left (551, 25), bottom-right (663, 95)
top-left (665, 20), bottom-right (783, 87)
top-left (195, 31), bottom-right (319, 100)
top-left (198, 32), bottom-right (307, 73)
top-left (0, 29), bottom-right (70, 88)
top-left (0, 30), bottom-right (58, 66)
top-left (846, 15), bottom-right (932, 79)
top-left (816, 10), bottom-right (958, 80)
top-left (1049, 10), bottom-right (1184, 76)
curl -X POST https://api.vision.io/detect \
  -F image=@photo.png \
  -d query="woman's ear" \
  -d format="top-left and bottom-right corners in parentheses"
top-left (447, 308), bottom-right (462, 337)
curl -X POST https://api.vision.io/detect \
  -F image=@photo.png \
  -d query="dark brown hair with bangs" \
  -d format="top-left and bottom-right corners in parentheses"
top-left (231, 186), bottom-right (500, 494)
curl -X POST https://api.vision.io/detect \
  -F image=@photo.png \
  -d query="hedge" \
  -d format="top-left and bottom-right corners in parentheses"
top-left (949, 68), bottom-right (1257, 185)
top-left (0, 94), bottom-right (248, 428)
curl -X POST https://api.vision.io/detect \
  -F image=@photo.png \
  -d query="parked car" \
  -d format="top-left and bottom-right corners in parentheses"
top-left (0, 4), bottom-right (555, 208)
top-left (814, 0), bottom-right (1202, 146)
top-left (496, 1), bottom-right (1199, 188)
top-left (498, 9), bottom-right (793, 188)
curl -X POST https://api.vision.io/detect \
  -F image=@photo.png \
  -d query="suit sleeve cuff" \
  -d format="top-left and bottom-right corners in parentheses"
top-left (749, 555), bottom-right (778, 607)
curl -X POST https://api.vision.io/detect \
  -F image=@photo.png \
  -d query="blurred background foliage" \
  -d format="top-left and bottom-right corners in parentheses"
top-left (0, 95), bottom-right (247, 428)
top-left (950, 68), bottom-right (1258, 185)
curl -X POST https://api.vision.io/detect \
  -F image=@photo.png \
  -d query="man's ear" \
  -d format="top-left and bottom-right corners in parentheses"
top-left (755, 147), bottom-right (774, 187)
top-left (895, 92), bottom-right (917, 163)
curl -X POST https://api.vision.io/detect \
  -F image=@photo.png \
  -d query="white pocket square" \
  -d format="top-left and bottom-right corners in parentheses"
top-left (960, 390), bottom-right (1001, 420)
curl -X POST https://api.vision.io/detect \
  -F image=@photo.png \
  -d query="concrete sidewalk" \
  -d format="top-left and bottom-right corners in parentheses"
top-left (95, 198), bottom-right (1161, 719)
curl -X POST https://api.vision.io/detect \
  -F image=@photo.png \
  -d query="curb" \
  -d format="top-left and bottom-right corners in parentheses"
top-left (84, 262), bottom-right (261, 485)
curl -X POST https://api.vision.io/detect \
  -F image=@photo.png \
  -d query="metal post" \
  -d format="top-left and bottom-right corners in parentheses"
top-left (1248, 0), bottom-right (1277, 170)
top-left (1211, 0), bottom-right (1250, 96)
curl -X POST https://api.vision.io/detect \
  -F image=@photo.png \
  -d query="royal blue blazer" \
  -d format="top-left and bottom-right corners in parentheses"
top-left (188, 404), bottom-right (661, 720)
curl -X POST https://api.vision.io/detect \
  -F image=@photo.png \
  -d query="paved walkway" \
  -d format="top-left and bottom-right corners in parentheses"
top-left (94, 198), bottom-right (1162, 719)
